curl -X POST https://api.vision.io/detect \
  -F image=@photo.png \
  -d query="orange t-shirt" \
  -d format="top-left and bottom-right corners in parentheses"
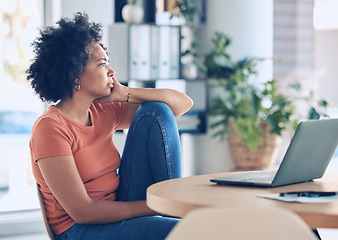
top-left (30, 102), bottom-right (128, 235)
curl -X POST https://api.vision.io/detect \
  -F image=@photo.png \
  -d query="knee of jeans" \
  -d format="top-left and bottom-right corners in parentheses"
top-left (139, 102), bottom-right (174, 119)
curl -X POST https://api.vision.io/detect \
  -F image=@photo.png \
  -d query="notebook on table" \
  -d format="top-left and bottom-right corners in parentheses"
top-left (210, 118), bottom-right (338, 188)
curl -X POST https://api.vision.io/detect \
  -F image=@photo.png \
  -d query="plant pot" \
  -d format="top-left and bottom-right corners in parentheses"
top-left (228, 121), bottom-right (281, 171)
top-left (122, 4), bottom-right (144, 24)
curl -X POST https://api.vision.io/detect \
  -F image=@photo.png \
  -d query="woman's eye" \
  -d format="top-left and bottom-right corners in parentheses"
top-left (99, 62), bottom-right (106, 67)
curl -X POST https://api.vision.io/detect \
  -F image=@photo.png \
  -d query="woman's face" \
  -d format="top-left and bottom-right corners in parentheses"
top-left (77, 43), bottom-right (114, 99)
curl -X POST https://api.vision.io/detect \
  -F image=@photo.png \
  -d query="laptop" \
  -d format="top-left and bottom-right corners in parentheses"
top-left (210, 118), bottom-right (338, 187)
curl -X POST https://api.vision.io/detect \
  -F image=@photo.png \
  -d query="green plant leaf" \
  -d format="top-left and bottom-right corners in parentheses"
top-left (203, 32), bottom-right (331, 149)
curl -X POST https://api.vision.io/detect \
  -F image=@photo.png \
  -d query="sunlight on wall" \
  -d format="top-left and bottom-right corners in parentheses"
top-left (314, 0), bottom-right (338, 30)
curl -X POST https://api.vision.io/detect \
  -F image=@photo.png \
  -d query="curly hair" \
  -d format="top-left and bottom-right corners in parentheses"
top-left (26, 12), bottom-right (103, 102)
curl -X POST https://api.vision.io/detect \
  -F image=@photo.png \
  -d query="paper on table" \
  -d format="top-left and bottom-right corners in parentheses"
top-left (258, 193), bottom-right (338, 203)
top-left (317, 228), bottom-right (338, 240)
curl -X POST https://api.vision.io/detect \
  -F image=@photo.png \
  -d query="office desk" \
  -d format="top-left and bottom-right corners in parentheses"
top-left (147, 170), bottom-right (338, 229)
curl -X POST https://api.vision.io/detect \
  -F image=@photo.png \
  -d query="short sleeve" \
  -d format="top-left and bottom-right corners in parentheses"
top-left (93, 102), bottom-right (128, 130)
top-left (113, 102), bottom-right (128, 130)
top-left (30, 116), bottom-right (73, 162)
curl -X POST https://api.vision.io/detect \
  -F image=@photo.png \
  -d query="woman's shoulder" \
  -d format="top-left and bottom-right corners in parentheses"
top-left (33, 106), bottom-right (67, 132)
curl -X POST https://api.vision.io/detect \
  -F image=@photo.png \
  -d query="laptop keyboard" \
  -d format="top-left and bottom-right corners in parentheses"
top-left (241, 175), bottom-right (274, 182)
top-left (214, 170), bottom-right (277, 184)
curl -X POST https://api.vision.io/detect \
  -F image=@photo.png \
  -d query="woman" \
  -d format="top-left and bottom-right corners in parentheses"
top-left (27, 12), bottom-right (193, 240)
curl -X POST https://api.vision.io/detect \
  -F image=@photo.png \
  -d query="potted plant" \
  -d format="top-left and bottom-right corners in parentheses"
top-left (201, 32), bottom-right (329, 170)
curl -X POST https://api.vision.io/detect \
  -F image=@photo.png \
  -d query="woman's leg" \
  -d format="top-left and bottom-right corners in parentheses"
top-left (56, 216), bottom-right (179, 240)
top-left (117, 101), bottom-right (182, 201)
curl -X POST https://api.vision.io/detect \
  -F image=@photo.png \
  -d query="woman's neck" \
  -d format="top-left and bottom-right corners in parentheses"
top-left (55, 98), bottom-right (92, 126)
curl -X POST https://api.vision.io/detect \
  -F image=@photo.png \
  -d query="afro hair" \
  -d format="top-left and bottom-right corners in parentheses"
top-left (26, 12), bottom-right (103, 102)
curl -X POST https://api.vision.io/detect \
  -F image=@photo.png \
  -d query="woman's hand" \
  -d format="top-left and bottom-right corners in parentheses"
top-left (95, 77), bottom-right (129, 104)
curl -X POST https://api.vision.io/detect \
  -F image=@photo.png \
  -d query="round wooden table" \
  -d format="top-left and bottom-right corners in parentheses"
top-left (147, 170), bottom-right (338, 229)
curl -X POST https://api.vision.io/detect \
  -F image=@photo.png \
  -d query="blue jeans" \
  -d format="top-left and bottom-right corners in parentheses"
top-left (56, 102), bottom-right (182, 240)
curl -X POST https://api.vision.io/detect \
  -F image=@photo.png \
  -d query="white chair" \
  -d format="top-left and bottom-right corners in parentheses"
top-left (36, 184), bottom-right (57, 240)
top-left (166, 207), bottom-right (318, 240)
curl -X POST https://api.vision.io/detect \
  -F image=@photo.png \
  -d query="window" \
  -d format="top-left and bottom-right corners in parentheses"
top-left (0, 0), bottom-right (45, 212)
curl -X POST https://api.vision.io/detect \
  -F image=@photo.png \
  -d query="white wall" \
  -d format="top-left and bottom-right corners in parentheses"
top-left (200, 0), bottom-right (273, 82)
top-left (315, 30), bottom-right (338, 104)
top-left (61, 0), bottom-right (114, 47)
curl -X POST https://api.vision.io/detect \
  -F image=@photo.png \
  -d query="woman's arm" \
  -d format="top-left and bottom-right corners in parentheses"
top-left (126, 87), bottom-right (193, 118)
top-left (38, 156), bottom-right (155, 224)
top-left (96, 77), bottom-right (193, 122)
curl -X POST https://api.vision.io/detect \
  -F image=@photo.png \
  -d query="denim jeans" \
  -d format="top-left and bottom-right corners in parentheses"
top-left (56, 102), bottom-right (182, 240)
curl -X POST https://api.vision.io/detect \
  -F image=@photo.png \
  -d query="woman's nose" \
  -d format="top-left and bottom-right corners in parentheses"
top-left (108, 67), bottom-right (115, 77)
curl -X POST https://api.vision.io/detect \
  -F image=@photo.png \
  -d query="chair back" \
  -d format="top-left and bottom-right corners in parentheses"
top-left (36, 183), bottom-right (57, 240)
top-left (166, 207), bottom-right (318, 240)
